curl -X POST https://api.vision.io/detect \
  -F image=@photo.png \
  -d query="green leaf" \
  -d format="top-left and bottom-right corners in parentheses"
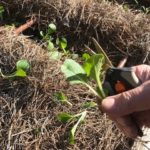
top-left (83, 54), bottom-right (106, 98)
top-left (59, 37), bottom-right (67, 50)
top-left (54, 92), bottom-right (72, 106)
top-left (82, 53), bottom-right (90, 61)
top-left (81, 101), bottom-right (97, 109)
top-left (61, 59), bottom-right (100, 98)
top-left (57, 113), bottom-right (74, 123)
top-left (56, 37), bottom-right (60, 45)
top-left (16, 59), bottom-right (30, 71)
top-left (61, 59), bottom-right (87, 84)
top-left (0, 5), bottom-right (4, 20)
top-left (69, 111), bottom-right (87, 145)
top-left (0, 69), bottom-right (27, 78)
top-left (48, 41), bottom-right (54, 50)
top-left (40, 31), bottom-right (44, 37)
top-left (49, 51), bottom-right (62, 60)
top-left (15, 69), bottom-right (27, 77)
top-left (83, 54), bottom-right (104, 80)
top-left (48, 23), bottom-right (56, 35)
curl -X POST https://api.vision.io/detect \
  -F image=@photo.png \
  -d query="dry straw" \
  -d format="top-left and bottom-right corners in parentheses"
top-left (0, 0), bottom-right (149, 149)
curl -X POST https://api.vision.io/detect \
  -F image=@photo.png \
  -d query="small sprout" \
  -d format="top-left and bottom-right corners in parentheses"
top-left (16, 59), bottom-right (30, 71)
top-left (56, 37), bottom-right (60, 45)
top-left (69, 111), bottom-right (87, 145)
top-left (54, 92), bottom-right (72, 106)
top-left (57, 112), bottom-right (74, 123)
top-left (81, 101), bottom-right (97, 109)
top-left (49, 51), bottom-right (62, 60)
top-left (57, 111), bottom-right (87, 144)
top-left (0, 5), bottom-right (4, 20)
top-left (0, 59), bottom-right (30, 79)
top-left (56, 37), bottom-right (68, 54)
top-left (48, 41), bottom-right (55, 51)
top-left (59, 38), bottom-right (67, 50)
top-left (82, 53), bottom-right (90, 61)
top-left (48, 23), bottom-right (57, 35)
top-left (40, 31), bottom-right (44, 37)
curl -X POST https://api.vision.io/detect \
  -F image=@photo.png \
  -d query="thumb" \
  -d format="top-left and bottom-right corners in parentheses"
top-left (101, 80), bottom-right (150, 117)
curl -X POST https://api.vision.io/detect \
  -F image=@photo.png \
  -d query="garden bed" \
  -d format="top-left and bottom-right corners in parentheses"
top-left (0, 0), bottom-right (149, 149)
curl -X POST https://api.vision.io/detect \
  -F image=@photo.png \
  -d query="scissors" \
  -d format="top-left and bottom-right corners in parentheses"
top-left (85, 38), bottom-right (143, 137)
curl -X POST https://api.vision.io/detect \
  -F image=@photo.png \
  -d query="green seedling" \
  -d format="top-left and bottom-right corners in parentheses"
top-left (40, 23), bottom-right (69, 58)
top-left (61, 54), bottom-right (106, 101)
top-left (57, 111), bottom-right (87, 144)
top-left (49, 51), bottom-right (62, 60)
top-left (48, 23), bottom-right (57, 35)
top-left (0, 59), bottom-right (30, 79)
top-left (81, 101), bottom-right (97, 109)
top-left (54, 92), bottom-right (72, 106)
top-left (0, 5), bottom-right (4, 20)
top-left (56, 37), bottom-right (68, 54)
top-left (40, 23), bottom-right (57, 51)
top-left (82, 53), bottom-right (90, 61)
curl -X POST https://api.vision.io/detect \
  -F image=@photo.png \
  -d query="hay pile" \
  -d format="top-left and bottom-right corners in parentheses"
top-left (0, 0), bottom-right (149, 149)
top-left (1, 0), bottom-right (150, 65)
top-left (0, 26), bottom-right (130, 149)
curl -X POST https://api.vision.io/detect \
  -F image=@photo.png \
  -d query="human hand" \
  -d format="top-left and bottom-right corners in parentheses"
top-left (101, 65), bottom-right (150, 138)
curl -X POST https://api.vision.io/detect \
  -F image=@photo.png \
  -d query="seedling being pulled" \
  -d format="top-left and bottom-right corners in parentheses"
top-left (61, 54), bottom-right (107, 102)
top-left (0, 59), bottom-right (30, 79)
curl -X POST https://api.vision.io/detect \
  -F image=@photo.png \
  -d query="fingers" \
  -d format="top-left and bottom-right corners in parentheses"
top-left (101, 80), bottom-right (150, 117)
top-left (132, 65), bottom-right (150, 82)
top-left (133, 110), bottom-right (150, 127)
top-left (112, 116), bottom-right (139, 138)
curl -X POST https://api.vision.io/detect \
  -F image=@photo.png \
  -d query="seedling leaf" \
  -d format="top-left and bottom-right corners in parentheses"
top-left (49, 51), bottom-right (62, 60)
top-left (59, 37), bottom-right (67, 50)
top-left (16, 59), bottom-right (30, 71)
top-left (48, 41), bottom-right (54, 50)
top-left (0, 69), bottom-right (27, 78)
top-left (83, 54), bottom-right (104, 80)
top-left (40, 31), bottom-right (44, 37)
top-left (0, 59), bottom-right (29, 79)
top-left (69, 111), bottom-right (87, 145)
top-left (83, 54), bottom-right (106, 98)
top-left (57, 113), bottom-right (74, 123)
top-left (48, 23), bottom-right (56, 34)
top-left (61, 59), bottom-right (100, 98)
top-left (54, 92), bottom-right (72, 106)
top-left (82, 53), bottom-right (90, 61)
top-left (15, 69), bottom-right (27, 77)
top-left (81, 101), bottom-right (97, 109)
top-left (61, 59), bottom-right (87, 84)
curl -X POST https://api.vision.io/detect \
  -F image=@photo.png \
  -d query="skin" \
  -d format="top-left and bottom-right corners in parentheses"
top-left (101, 65), bottom-right (150, 138)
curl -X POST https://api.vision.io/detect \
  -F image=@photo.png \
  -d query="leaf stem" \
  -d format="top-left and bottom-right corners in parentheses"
top-left (96, 74), bottom-right (106, 99)
top-left (84, 83), bottom-right (102, 99)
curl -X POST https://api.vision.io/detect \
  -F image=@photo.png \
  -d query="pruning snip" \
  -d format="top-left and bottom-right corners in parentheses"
top-left (85, 38), bottom-right (143, 137)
